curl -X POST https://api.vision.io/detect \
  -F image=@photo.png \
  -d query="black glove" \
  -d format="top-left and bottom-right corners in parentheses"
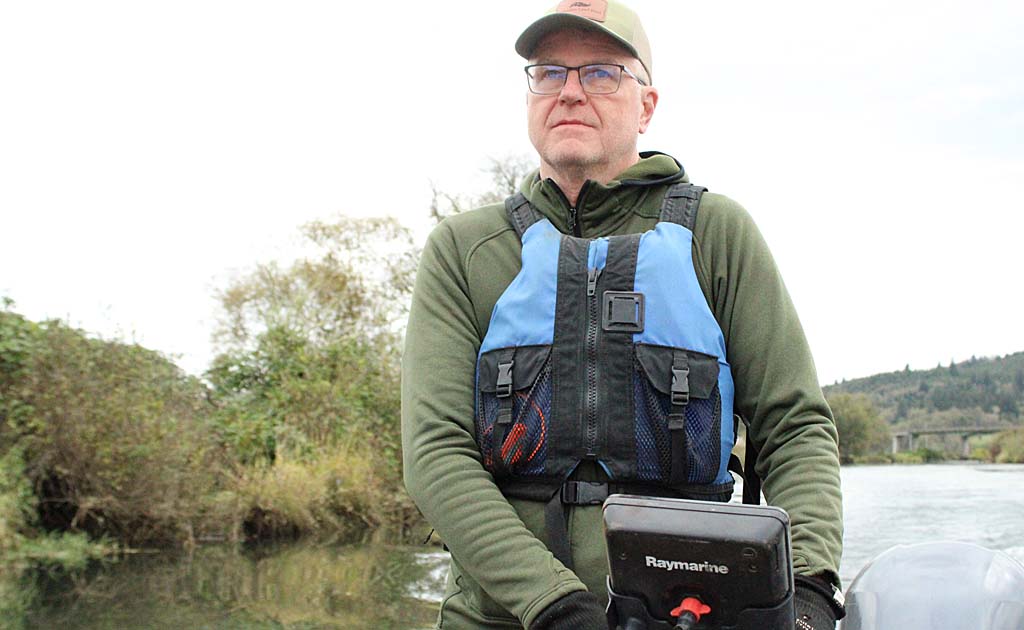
top-left (794, 575), bottom-right (845, 630)
top-left (529, 590), bottom-right (608, 630)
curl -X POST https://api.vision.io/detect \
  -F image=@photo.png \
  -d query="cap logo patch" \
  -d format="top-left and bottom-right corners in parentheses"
top-left (556, 0), bottom-right (608, 22)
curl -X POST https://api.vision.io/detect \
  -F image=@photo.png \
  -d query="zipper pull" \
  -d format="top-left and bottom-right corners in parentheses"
top-left (568, 207), bottom-right (578, 234)
top-left (587, 267), bottom-right (600, 296)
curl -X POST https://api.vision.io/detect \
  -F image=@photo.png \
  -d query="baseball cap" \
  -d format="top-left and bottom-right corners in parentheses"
top-left (515, 0), bottom-right (653, 83)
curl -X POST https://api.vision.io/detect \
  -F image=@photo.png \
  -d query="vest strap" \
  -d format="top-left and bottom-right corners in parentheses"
top-left (498, 479), bottom-right (736, 503)
top-left (491, 348), bottom-right (516, 476)
top-left (544, 491), bottom-right (574, 570)
top-left (743, 428), bottom-right (762, 505)
top-left (544, 481), bottom-right (611, 571)
top-left (728, 453), bottom-right (744, 477)
top-left (505, 193), bottom-right (542, 239)
top-left (729, 414), bottom-right (762, 505)
top-left (530, 477), bottom-right (739, 571)
top-left (669, 350), bottom-right (690, 485)
top-left (658, 183), bottom-right (707, 230)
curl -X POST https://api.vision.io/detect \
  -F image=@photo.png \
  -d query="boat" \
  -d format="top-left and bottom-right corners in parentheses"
top-left (840, 541), bottom-right (1024, 629)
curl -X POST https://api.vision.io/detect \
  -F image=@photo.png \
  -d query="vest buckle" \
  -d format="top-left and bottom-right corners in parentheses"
top-left (496, 360), bottom-right (514, 398)
top-left (671, 366), bottom-right (690, 406)
top-left (561, 481), bottom-right (609, 506)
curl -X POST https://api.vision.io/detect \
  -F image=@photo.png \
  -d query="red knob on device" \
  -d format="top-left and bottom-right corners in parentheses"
top-left (670, 597), bottom-right (711, 622)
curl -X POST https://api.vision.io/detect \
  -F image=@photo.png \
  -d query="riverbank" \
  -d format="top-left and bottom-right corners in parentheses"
top-left (5, 463), bottom-right (1022, 629)
top-left (846, 427), bottom-right (1024, 465)
top-left (1, 443), bottom-right (423, 569)
top-left (1, 305), bottom-right (421, 571)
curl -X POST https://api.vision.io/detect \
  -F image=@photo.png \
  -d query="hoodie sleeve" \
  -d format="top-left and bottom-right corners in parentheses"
top-left (401, 219), bottom-right (585, 626)
top-left (693, 193), bottom-right (844, 587)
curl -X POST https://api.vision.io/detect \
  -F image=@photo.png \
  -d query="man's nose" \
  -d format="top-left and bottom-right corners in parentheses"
top-left (558, 68), bottom-right (588, 104)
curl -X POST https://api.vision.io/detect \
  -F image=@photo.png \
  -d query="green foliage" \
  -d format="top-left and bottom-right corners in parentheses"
top-left (825, 353), bottom-right (1024, 433)
top-left (214, 216), bottom-right (416, 359)
top-left (969, 446), bottom-right (992, 461)
top-left (207, 326), bottom-right (402, 469)
top-left (988, 428), bottom-right (1024, 463)
top-left (0, 447), bottom-right (35, 553)
top-left (208, 217), bottom-right (411, 472)
top-left (207, 215), bottom-right (420, 536)
top-left (0, 307), bottom-right (39, 443)
top-left (1, 312), bottom-right (223, 547)
top-left (850, 454), bottom-right (892, 465)
top-left (826, 392), bottom-right (891, 463)
top-left (891, 448), bottom-right (946, 464)
top-left (1, 315), bottom-right (119, 567)
top-left (0, 212), bottom-right (426, 559)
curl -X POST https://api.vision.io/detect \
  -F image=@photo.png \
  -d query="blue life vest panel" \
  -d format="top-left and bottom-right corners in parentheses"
top-left (475, 184), bottom-right (736, 501)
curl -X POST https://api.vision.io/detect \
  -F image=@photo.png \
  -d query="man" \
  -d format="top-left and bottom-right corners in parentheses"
top-left (402, 1), bottom-right (844, 628)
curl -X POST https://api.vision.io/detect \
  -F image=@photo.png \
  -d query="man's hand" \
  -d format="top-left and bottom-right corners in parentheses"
top-left (529, 591), bottom-right (607, 630)
top-left (794, 575), bottom-right (845, 630)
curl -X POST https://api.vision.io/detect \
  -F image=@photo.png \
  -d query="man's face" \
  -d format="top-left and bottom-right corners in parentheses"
top-left (527, 29), bottom-right (657, 183)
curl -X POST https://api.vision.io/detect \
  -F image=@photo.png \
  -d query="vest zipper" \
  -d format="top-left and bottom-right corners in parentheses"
top-left (573, 182), bottom-right (591, 238)
top-left (546, 179), bottom-right (589, 237)
top-left (585, 265), bottom-right (601, 458)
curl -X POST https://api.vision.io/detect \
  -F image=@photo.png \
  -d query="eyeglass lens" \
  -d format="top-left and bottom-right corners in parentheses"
top-left (527, 64), bottom-right (623, 95)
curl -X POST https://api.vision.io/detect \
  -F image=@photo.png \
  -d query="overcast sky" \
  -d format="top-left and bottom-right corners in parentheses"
top-left (2, 0), bottom-right (1022, 385)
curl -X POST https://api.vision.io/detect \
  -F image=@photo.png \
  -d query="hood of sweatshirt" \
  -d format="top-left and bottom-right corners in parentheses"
top-left (519, 151), bottom-right (688, 237)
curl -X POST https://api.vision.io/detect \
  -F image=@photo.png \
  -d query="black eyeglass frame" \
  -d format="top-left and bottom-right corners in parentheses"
top-left (523, 63), bottom-right (648, 95)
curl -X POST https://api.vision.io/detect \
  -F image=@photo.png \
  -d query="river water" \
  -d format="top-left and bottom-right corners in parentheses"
top-left (4, 463), bottom-right (1023, 629)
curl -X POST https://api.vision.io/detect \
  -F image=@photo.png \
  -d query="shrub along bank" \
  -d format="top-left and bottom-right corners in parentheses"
top-left (0, 217), bottom-right (421, 565)
top-left (988, 428), bottom-right (1024, 463)
top-left (0, 302), bottom-right (417, 567)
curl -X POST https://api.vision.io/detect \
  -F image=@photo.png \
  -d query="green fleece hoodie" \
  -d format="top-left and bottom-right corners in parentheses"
top-left (401, 153), bottom-right (843, 629)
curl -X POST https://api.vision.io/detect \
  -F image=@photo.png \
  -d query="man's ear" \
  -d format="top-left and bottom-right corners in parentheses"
top-left (638, 87), bottom-right (658, 134)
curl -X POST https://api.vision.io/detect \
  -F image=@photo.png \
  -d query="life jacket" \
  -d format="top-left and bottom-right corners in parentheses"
top-left (473, 183), bottom-right (754, 566)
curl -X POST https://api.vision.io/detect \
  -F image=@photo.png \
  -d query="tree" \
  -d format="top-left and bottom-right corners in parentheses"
top-left (208, 216), bottom-right (416, 468)
top-left (827, 393), bottom-right (891, 463)
top-left (998, 394), bottom-right (1020, 419)
top-left (1, 307), bottom-right (219, 546)
top-left (895, 398), bottom-right (909, 421)
top-left (214, 216), bottom-right (417, 358)
top-left (429, 154), bottom-right (534, 224)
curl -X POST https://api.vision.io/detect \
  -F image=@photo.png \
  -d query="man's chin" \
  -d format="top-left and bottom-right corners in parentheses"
top-left (544, 150), bottom-right (602, 174)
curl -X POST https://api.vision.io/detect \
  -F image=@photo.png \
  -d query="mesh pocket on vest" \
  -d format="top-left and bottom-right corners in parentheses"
top-left (634, 348), bottom-right (722, 484)
top-left (476, 348), bottom-right (551, 476)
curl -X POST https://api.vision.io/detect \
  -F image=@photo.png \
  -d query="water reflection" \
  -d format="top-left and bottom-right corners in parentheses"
top-left (6, 464), bottom-right (1024, 629)
top-left (4, 543), bottom-right (447, 629)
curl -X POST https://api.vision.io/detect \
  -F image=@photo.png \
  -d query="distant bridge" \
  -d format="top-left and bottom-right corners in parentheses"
top-left (891, 426), bottom-right (1008, 457)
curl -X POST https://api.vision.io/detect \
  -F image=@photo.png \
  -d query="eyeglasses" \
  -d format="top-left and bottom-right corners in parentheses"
top-left (524, 63), bottom-right (647, 95)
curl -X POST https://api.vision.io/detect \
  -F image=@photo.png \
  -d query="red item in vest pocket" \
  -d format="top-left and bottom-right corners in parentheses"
top-left (500, 395), bottom-right (548, 466)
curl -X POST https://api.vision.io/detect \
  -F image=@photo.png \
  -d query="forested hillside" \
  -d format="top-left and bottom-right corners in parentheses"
top-left (822, 353), bottom-right (1024, 463)
top-left (825, 353), bottom-right (1024, 429)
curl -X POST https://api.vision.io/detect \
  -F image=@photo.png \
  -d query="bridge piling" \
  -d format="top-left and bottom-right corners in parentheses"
top-left (889, 426), bottom-right (1004, 456)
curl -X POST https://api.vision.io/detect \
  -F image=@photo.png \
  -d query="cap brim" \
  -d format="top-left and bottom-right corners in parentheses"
top-left (515, 13), bottom-right (640, 63)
